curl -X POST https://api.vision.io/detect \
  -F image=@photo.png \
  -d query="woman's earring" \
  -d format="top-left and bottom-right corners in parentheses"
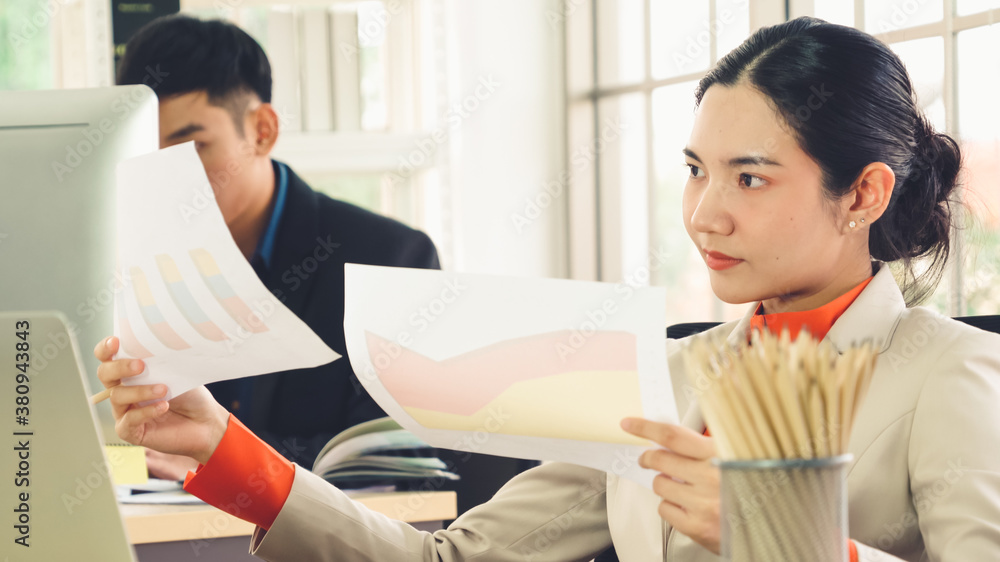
top-left (849, 220), bottom-right (857, 229)
top-left (860, 217), bottom-right (866, 224)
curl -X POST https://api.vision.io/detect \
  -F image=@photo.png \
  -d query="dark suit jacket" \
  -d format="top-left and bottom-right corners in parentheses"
top-left (208, 163), bottom-right (439, 466)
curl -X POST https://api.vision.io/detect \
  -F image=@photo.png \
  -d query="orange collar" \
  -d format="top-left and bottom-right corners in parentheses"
top-left (748, 277), bottom-right (874, 341)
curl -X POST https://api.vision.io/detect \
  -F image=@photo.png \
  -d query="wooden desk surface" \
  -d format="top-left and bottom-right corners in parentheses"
top-left (121, 491), bottom-right (457, 544)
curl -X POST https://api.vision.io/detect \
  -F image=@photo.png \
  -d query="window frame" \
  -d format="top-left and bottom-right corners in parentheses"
top-left (793, 0), bottom-right (1000, 315)
top-left (566, 0), bottom-right (784, 287)
top-left (569, 0), bottom-right (1000, 318)
top-left (177, 0), bottom-right (444, 241)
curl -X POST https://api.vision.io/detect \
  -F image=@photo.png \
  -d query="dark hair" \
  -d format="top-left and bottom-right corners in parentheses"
top-left (696, 17), bottom-right (961, 305)
top-left (116, 15), bottom-right (272, 133)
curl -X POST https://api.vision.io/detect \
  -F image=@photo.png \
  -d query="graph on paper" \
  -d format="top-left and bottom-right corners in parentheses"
top-left (114, 142), bottom-right (337, 399)
top-left (156, 254), bottom-right (227, 342)
top-left (366, 330), bottom-right (647, 446)
top-left (343, 264), bottom-right (673, 489)
top-left (119, 248), bottom-right (271, 356)
top-left (190, 248), bottom-right (269, 335)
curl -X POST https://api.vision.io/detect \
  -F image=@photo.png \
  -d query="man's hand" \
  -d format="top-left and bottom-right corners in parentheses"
top-left (95, 336), bottom-right (229, 465)
top-left (146, 450), bottom-right (201, 481)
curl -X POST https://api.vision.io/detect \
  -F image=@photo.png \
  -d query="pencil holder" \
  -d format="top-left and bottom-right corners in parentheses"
top-left (716, 455), bottom-right (852, 562)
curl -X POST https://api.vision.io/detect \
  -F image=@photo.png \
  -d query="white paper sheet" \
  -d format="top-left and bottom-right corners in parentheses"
top-left (344, 264), bottom-right (676, 488)
top-left (114, 142), bottom-right (338, 398)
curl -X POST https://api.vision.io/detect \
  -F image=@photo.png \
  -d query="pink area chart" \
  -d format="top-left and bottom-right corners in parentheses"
top-left (366, 330), bottom-right (648, 445)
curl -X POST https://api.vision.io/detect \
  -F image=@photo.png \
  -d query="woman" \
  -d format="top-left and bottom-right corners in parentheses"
top-left (97, 17), bottom-right (1000, 561)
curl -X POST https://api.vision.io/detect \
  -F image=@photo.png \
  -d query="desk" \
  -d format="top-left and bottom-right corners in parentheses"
top-left (121, 491), bottom-right (457, 561)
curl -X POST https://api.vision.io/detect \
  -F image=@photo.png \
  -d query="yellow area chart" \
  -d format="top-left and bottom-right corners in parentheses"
top-left (403, 370), bottom-right (648, 446)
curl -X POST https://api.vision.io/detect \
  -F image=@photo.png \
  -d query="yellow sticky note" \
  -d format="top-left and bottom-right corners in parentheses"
top-left (104, 445), bottom-right (148, 486)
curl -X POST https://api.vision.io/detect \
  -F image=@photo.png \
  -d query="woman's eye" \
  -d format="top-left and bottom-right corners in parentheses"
top-left (739, 173), bottom-right (766, 189)
top-left (687, 164), bottom-right (705, 178)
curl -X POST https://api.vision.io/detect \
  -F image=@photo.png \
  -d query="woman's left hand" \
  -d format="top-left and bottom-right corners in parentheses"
top-left (621, 418), bottom-right (721, 555)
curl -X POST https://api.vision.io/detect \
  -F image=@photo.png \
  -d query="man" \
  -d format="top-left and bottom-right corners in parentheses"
top-left (117, 15), bottom-right (440, 478)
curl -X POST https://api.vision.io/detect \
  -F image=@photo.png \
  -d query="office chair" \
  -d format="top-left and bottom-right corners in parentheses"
top-left (666, 316), bottom-right (1000, 339)
top-left (955, 315), bottom-right (1000, 334)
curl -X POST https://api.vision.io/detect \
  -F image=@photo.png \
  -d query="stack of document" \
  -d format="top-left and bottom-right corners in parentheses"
top-left (312, 417), bottom-right (459, 488)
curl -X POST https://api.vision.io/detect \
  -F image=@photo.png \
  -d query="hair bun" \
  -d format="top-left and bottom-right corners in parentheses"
top-left (877, 117), bottom-right (962, 303)
top-left (904, 116), bottom-right (960, 207)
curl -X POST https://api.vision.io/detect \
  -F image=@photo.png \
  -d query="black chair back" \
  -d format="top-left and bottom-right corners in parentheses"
top-left (666, 322), bottom-right (723, 339)
top-left (666, 316), bottom-right (1000, 340)
top-left (955, 315), bottom-right (1000, 335)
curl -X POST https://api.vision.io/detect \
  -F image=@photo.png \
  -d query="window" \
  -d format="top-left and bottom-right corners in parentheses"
top-left (566, 0), bottom-right (754, 324)
top-left (1, 0), bottom-right (114, 91)
top-left (571, 0), bottom-right (1000, 321)
top-left (180, 0), bottom-right (443, 242)
top-left (955, 21), bottom-right (1000, 314)
top-left (0, 2), bottom-right (55, 91)
top-left (3, 0), bottom-right (455, 265)
top-left (812, 0), bottom-right (1000, 315)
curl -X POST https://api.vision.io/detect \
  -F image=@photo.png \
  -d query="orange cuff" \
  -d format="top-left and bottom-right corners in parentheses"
top-left (183, 414), bottom-right (295, 530)
top-left (848, 538), bottom-right (858, 562)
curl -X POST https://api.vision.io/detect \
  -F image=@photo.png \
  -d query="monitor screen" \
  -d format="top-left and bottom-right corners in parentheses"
top-left (0, 85), bottom-right (159, 438)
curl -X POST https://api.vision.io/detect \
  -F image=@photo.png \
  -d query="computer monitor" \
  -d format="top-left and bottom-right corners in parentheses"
top-left (0, 85), bottom-right (159, 438)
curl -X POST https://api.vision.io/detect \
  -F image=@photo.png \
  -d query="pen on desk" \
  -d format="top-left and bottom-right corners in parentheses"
top-left (90, 386), bottom-right (113, 404)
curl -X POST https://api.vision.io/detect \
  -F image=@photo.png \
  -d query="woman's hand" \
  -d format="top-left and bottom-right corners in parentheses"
top-left (621, 418), bottom-right (721, 555)
top-left (95, 336), bottom-right (229, 465)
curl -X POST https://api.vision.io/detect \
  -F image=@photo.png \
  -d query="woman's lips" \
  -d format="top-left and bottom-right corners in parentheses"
top-left (704, 250), bottom-right (743, 271)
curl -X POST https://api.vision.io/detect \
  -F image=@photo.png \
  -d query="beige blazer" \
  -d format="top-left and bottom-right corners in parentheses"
top-left (249, 266), bottom-right (1000, 561)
